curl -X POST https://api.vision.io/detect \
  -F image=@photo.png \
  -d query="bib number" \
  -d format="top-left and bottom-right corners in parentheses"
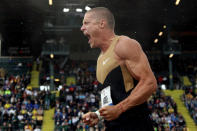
top-left (101, 86), bottom-right (113, 107)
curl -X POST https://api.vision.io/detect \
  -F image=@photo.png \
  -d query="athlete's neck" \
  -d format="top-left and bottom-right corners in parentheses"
top-left (99, 31), bottom-right (116, 54)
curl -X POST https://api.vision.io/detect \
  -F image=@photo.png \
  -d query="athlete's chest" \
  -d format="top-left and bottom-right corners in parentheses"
top-left (96, 51), bottom-right (119, 84)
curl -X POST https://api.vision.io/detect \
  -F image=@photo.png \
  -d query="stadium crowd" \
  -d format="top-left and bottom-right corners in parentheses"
top-left (182, 86), bottom-right (197, 125)
top-left (149, 88), bottom-right (186, 130)
top-left (0, 73), bottom-right (45, 131)
top-left (1, 57), bottom-right (196, 130)
top-left (53, 60), bottom-right (103, 131)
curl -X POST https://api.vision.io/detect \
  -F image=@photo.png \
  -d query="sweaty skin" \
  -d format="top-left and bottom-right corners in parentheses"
top-left (81, 10), bottom-right (157, 126)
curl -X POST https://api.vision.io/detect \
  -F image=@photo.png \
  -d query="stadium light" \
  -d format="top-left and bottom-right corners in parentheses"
top-left (169, 53), bottom-right (174, 58)
top-left (49, 0), bottom-right (53, 6)
top-left (50, 54), bottom-right (54, 59)
top-left (175, 0), bottom-right (181, 6)
top-left (63, 8), bottom-right (70, 12)
top-left (76, 8), bottom-right (83, 12)
top-left (159, 32), bottom-right (163, 36)
top-left (154, 38), bottom-right (158, 43)
top-left (85, 6), bottom-right (91, 11)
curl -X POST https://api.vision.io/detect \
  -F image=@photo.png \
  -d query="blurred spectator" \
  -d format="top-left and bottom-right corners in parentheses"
top-left (149, 88), bottom-right (186, 130)
top-left (0, 74), bottom-right (43, 130)
top-left (182, 86), bottom-right (197, 124)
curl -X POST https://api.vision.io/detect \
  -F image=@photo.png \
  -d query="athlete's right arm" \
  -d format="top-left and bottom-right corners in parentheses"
top-left (82, 112), bottom-right (99, 126)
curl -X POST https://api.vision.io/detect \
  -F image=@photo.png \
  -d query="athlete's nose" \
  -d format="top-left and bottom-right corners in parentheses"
top-left (81, 24), bottom-right (85, 32)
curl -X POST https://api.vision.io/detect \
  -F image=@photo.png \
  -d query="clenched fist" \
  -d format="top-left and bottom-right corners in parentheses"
top-left (99, 105), bottom-right (122, 121)
top-left (82, 112), bottom-right (99, 126)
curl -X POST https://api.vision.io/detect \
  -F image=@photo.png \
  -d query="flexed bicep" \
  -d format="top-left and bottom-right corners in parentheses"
top-left (114, 36), bottom-right (157, 112)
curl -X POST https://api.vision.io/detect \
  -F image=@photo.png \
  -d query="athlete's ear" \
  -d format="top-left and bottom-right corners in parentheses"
top-left (99, 19), bottom-right (106, 29)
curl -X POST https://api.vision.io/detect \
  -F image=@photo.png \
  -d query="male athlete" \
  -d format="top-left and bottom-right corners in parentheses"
top-left (81, 7), bottom-right (157, 130)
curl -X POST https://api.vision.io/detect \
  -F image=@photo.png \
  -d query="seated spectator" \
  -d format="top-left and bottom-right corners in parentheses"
top-left (37, 107), bottom-right (44, 116)
top-left (149, 88), bottom-right (186, 130)
top-left (182, 86), bottom-right (197, 124)
top-left (24, 120), bottom-right (33, 131)
top-left (34, 126), bottom-right (41, 131)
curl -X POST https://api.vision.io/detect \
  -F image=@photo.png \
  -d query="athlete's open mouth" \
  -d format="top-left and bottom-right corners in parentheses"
top-left (85, 33), bottom-right (91, 43)
top-left (86, 34), bottom-right (90, 40)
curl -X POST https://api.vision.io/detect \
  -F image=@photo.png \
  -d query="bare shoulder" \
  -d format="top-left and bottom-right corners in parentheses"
top-left (115, 35), bottom-right (142, 59)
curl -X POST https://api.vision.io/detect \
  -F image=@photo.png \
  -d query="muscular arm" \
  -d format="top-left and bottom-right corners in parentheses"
top-left (115, 36), bottom-right (157, 113)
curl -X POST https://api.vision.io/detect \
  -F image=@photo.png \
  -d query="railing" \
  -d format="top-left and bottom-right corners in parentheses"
top-left (0, 56), bottom-right (33, 76)
top-left (0, 56), bottom-right (33, 63)
top-left (42, 43), bottom-right (69, 56)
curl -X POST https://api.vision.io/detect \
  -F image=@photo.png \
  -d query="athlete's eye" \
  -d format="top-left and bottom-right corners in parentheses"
top-left (84, 21), bottom-right (89, 25)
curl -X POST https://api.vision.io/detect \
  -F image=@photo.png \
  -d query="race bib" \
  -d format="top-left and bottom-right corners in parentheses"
top-left (101, 86), bottom-right (113, 107)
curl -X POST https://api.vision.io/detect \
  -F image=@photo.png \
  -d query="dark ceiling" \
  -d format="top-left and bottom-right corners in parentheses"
top-left (0, 0), bottom-right (197, 57)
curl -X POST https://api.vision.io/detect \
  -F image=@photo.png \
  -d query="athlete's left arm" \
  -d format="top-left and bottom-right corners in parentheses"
top-left (99, 36), bottom-right (157, 121)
